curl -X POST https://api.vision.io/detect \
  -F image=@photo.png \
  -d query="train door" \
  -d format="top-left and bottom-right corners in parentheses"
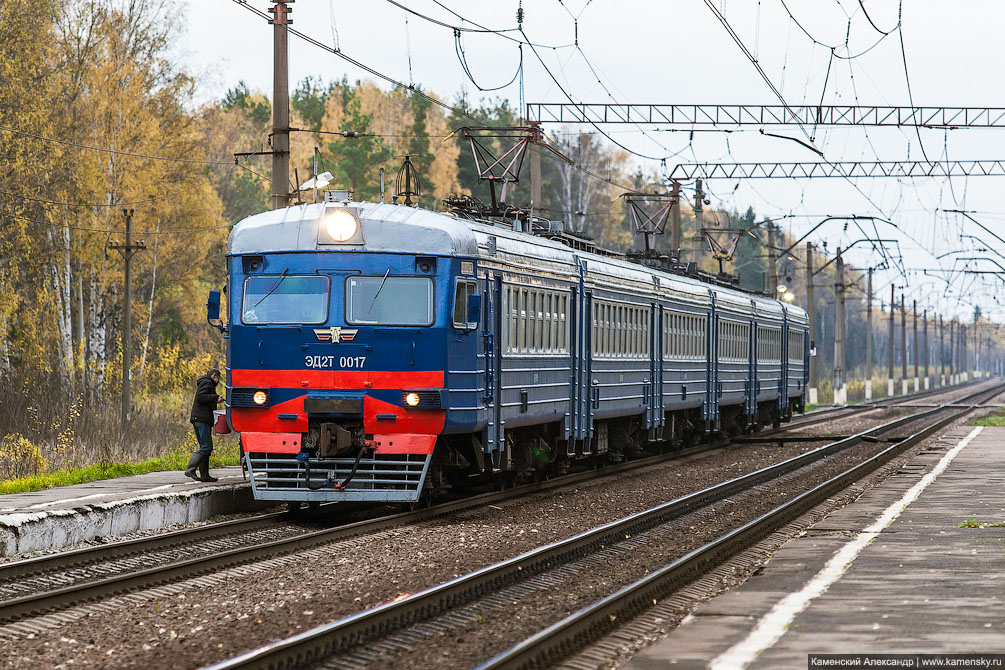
top-left (647, 303), bottom-right (663, 440)
top-left (779, 306), bottom-right (789, 416)
top-left (567, 257), bottom-right (593, 455)
top-left (705, 290), bottom-right (720, 432)
top-left (748, 312), bottom-right (757, 422)
top-left (483, 274), bottom-right (504, 457)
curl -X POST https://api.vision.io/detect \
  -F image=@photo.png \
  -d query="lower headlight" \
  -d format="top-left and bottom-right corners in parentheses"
top-left (253, 391), bottom-right (268, 405)
top-left (404, 392), bottom-right (421, 407)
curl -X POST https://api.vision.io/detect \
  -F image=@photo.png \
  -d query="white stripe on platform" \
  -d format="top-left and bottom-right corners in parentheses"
top-left (709, 425), bottom-right (984, 670)
top-left (25, 483), bottom-right (177, 509)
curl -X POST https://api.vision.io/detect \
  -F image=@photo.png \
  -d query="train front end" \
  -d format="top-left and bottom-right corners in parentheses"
top-left (219, 201), bottom-right (480, 504)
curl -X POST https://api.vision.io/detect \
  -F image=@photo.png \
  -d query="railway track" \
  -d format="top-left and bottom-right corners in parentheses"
top-left (198, 380), bottom-right (1003, 670)
top-left (0, 380), bottom-right (985, 628)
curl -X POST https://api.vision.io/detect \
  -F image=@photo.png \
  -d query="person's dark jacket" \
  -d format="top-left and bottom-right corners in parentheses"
top-left (190, 374), bottom-right (220, 424)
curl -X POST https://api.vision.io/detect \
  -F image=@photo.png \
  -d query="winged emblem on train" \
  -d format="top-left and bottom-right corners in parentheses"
top-left (313, 326), bottom-right (359, 343)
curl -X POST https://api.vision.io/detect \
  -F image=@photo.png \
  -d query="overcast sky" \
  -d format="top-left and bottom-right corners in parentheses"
top-left (183, 1), bottom-right (1005, 323)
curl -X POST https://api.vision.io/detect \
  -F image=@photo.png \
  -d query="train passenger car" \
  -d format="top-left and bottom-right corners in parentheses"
top-left (209, 196), bottom-right (809, 505)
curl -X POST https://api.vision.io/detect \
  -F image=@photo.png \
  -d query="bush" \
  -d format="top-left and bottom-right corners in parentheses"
top-left (0, 433), bottom-right (46, 479)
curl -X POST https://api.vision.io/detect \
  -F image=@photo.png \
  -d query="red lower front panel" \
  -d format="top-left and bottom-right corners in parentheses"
top-left (370, 433), bottom-right (437, 455)
top-left (231, 371), bottom-right (446, 455)
top-left (242, 431), bottom-right (303, 454)
top-left (231, 396), bottom-right (308, 433)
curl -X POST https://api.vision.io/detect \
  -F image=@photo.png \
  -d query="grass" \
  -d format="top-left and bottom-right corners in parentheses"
top-left (0, 437), bottom-right (242, 495)
top-left (973, 407), bottom-right (1005, 427)
top-left (957, 518), bottom-right (1005, 529)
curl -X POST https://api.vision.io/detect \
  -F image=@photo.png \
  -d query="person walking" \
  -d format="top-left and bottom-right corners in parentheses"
top-left (186, 368), bottom-right (222, 482)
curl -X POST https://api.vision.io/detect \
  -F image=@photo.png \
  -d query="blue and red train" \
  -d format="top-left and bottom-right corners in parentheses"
top-left (207, 194), bottom-right (809, 504)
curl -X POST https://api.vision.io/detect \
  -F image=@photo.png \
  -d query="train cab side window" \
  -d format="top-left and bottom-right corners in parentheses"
top-left (452, 279), bottom-right (479, 329)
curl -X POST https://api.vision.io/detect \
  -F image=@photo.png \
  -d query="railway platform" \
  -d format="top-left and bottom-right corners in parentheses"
top-left (626, 424), bottom-right (1005, 668)
top-left (0, 466), bottom-right (271, 558)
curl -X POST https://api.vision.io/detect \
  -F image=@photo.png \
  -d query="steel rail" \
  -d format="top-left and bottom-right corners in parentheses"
top-left (477, 383), bottom-right (1005, 670)
top-left (0, 375), bottom-right (962, 582)
top-left (199, 381), bottom-right (1001, 670)
top-left (0, 510), bottom-right (295, 582)
top-left (0, 420), bottom-right (806, 622)
top-left (0, 380), bottom-right (978, 624)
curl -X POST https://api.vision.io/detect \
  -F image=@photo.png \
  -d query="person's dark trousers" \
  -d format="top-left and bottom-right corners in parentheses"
top-left (185, 421), bottom-right (218, 482)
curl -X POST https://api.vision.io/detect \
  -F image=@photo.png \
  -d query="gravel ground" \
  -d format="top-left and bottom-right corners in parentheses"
top-left (3, 381), bottom-right (997, 670)
top-left (350, 436), bottom-right (923, 670)
top-left (780, 382), bottom-right (990, 439)
top-left (561, 388), bottom-right (1005, 670)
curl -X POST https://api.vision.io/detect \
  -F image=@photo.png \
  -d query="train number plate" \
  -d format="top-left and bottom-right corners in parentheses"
top-left (305, 355), bottom-right (367, 369)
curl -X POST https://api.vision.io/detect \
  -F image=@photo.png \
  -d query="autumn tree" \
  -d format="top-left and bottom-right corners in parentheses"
top-left (1, 0), bottom-right (228, 464)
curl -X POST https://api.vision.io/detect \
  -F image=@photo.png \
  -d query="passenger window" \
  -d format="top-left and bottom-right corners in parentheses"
top-left (534, 292), bottom-right (543, 351)
top-left (560, 296), bottom-right (567, 352)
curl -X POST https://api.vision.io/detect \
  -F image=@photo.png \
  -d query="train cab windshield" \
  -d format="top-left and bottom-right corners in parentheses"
top-left (345, 275), bottom-right (434, 326)
top-left (242, 275), bottom-right (329, 324)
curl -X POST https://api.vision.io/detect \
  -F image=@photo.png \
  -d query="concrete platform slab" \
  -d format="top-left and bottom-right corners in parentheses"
top-left (624, 425), bottom-right (1005, 669)
top-left (0, 466), bottom-right (274, 557)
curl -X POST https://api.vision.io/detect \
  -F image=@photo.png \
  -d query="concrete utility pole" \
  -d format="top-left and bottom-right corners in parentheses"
top-left (270, 0), bottom-right (293, 209)
top-left (691, 179), bottom-right (704, 266)
top-left (923, 310), bottom-right (929, 389)
top-left (865, 268), bottom-right (873, 400)
top-left (108, 209), bottom-right (145, 428)
top-left (806, 242), bottom-right (817, 404)
top-left (766, 220), bottom-right (777, 295)
top-left (833, 248), bottom-right (847, 405)
top-left (912, 300), bottom-right (919, 392)
top-left (669, 180), bottom-right (682, 259)
top-left (939, 315), bottom-right (945, 385)
top-left (949, 320), bottom-right (956, 382)
top-left (975, 319), bottom-right (980, 376)
top-left (956, 325), bottom-right (964, 381)
top-left (900, 294), bottom-right (908, 395)
top-left (888, 284), bottom-right (895, 397)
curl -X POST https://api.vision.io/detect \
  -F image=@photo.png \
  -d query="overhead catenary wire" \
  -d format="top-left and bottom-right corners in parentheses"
top-left (383, 0), bottom-right (575, 48)
top-left (519, 28), bottom-right (669, 163)
top-left (454, 29), bottom-right (523, 92)
top-left (701, 0), bottom-right (817, 147)
top-left (0, 158), bottom-right (255, 209)
top-left (233, 0), bottom-right (634, 193)
top-left (5, 213), bottom-right (232, 236)
top-left (0, 125), bottom-right (235, 166)
top-left (236, 0), bottom-right (635, 193)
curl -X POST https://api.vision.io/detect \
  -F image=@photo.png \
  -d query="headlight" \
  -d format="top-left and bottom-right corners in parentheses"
top-left (404, 392), bottom-right (421, 407)
top-left (321, 209), bottom-right (358, 242)
top-left (253, 391), bottom-right (268, 405)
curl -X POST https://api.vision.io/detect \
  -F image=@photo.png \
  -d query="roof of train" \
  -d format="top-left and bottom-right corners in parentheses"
top-left (228, 201), bottom-right (807, 324)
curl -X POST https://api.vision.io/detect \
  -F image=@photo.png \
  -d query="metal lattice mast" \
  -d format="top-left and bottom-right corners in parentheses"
top-left (526, 104), bottom-right (1005, 128)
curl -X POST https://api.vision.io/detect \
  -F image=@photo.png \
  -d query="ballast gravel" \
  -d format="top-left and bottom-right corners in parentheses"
top-left (2, 384), bottom-right (995, 670)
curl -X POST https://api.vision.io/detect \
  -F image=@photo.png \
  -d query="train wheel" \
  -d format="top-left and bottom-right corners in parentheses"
top-left (493, 471), bottom-right (516, 491)
top-left (408, 490), bottom-right (432, 511)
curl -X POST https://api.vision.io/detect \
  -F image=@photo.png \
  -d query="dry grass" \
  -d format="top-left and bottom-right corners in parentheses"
top-left (0, 359), bottom-right (229, 486)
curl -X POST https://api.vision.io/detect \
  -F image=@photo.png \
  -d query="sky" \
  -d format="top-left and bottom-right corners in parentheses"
top-left (180, 1), bottom-right (1005, 323)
